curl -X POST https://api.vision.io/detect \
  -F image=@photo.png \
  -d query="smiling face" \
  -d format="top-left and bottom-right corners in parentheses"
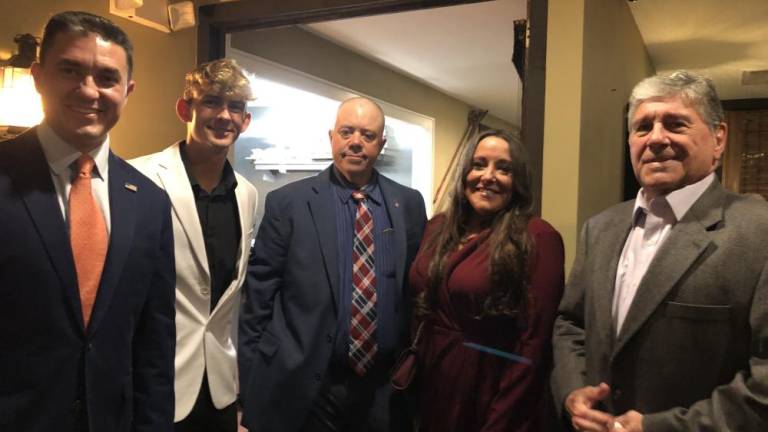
top-left (628, 95), bottom-right (726, 198)
top-left (31, 31), bottom-right (134, 153)
top-left (464, 136), bottom-right (515, 218)
top-left (329, 98), bottom-right (386, 186)
top-left (178, 93), bottom-right (251, 152)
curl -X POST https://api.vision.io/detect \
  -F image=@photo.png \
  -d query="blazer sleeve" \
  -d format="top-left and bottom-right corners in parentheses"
top-left (132, 193), bottom-right (176, 431)
top-left (238, 189), bottom-right (290, 400)
top-left (642, 258), bottom-right (768, 431)
top-left (550, 220), bottom-right (591, 416)
top-left (481, 225), bottom-right (565, 431)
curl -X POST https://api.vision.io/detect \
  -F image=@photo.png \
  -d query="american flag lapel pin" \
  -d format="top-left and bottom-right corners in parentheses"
top-left (124, 182), bottom-right (138, 192)
top-left (394, 201), bottom-right (400, 208)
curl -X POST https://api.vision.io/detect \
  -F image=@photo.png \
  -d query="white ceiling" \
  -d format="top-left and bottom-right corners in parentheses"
top-left (629, 0), bottom-right (768, 100)
top-left (305, 0), bottom-right (527, 125)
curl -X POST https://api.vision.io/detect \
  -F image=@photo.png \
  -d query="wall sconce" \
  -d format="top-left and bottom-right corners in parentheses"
top-left (0, 33), bottom-right (43, 132)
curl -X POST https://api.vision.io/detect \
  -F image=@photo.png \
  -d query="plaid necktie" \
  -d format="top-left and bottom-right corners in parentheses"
top-left (349, 190), bottom-right (378, 375)
top-left (69, 154), bottom-right (108, 326)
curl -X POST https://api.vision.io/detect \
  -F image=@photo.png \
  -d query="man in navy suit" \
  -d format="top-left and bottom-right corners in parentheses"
top-left (239, 97), bottom-right (427, 431)
top-left (0, 11), bottom-right (175, 432)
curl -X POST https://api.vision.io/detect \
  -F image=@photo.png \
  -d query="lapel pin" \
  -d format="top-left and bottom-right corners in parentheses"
top-left (124, 182), bottom-right (138, 192)
top-left (395, 201), bottom-right (400, 208)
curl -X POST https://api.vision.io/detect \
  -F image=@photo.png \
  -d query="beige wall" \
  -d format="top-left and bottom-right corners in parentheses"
top-left (0, 1), bottom-right (196, 159)
top-left (542, 0), bottom-right (654, 274)
top-left (230, 26), bottom-right (517, 203)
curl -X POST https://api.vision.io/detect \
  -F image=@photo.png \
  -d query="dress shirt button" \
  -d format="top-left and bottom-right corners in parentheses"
top-left (201, 288), bottom-right (210, 296)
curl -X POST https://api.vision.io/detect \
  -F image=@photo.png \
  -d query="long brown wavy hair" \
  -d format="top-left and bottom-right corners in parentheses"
top-left (415, 129), bottom-right (534, 320)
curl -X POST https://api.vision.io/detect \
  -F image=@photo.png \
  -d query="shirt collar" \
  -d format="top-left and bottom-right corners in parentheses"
top-left (37, 121), bottom-right (110, 180)
top-left (331, 166), bottom-right (382, 206)
top-left (179, 141), bottom-right (238, 195)
top-left (633, 172), bottom-right (715, 223)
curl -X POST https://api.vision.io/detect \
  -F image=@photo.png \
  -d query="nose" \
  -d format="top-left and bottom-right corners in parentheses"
top-left (647, 122), bottom-right (669, 152)
top-left (215, 106), bottom-right (233, 121)
top-left (348, 130), bottom-right (363, 149)
top-left (77, 76), bottom-right (99, 100)
top-left (479, 166), bottom-right (495, 183)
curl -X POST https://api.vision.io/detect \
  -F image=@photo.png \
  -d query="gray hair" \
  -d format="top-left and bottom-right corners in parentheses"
top-left (627, 70), bottom-right (724, 132)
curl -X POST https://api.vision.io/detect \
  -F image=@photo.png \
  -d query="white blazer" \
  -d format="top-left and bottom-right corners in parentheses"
top-left (130, 142), bottom-right (258, 421)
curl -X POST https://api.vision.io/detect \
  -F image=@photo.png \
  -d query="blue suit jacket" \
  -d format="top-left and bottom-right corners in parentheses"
top-left (238, 166), bottom-right (427, 431)
top-left (0, 128), bottom-right (176, 432)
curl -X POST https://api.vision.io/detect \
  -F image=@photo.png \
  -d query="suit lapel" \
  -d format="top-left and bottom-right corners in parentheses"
top-left (213, 174), bottom-right (251, 314)
top-left (613, 182), bottom-right (724, 355)
top-left (379, 176), bottom-right (407, 302)
top-left (308, 168), bottom-right (340, 311)
top-left (594, 203), bottom-right (634, 348)
top-left (88, 153), bottom-right (137, 333)
top-left (156, 143), bottom-right (209, 279)
top-left (14, 130), bottom-right (82, 329)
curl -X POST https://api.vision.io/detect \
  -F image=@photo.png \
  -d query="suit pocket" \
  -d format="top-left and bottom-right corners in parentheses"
top-left (665, 301), bottom-right (731, 321)
top-left (257, 330), bottom-right (280, 358)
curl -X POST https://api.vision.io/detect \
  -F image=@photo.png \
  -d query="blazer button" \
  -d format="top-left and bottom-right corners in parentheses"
top-left (612, 389), bottom-right (622, 400)
top-left (326, 334), bottom-right (332, 343)
top-left (314, 373), bottom-right (322, 381)
top-left (73, 399), bottom-right (82, 412)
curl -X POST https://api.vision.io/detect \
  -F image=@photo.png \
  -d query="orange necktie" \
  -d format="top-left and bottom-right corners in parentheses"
top-left (69, 154), bottom-right (108, 326)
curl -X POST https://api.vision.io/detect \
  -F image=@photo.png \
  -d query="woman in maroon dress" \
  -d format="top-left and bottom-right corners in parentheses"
top-left (410, 130), bottom-right (564, 431)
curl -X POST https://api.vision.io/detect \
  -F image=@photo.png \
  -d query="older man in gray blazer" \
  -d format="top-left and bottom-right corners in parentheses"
top-left (552, 70), bottom-right (768, 432)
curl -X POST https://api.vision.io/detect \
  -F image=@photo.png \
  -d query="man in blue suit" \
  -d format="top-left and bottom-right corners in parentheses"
top-left (239, 97), bottom-right (427, 431)
top-left (0, 11), bottom-right (175, 431)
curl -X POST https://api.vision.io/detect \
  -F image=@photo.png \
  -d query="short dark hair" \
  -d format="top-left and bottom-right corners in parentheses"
top-left (39, 11), bottom-right (134, 79)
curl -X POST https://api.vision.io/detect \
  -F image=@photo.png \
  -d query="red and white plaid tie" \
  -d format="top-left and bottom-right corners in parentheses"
top-left (349, 190), bottom-right (377, 375)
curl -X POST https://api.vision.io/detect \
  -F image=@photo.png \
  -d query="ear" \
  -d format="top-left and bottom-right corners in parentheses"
top-left (239, 112), bottom-right (252, 133)
top-left (30, 62), bottom-right (43, 93)
top-left (713, 122), bottom-right (727, 161)
top-left (126, 80), bottom-right (135, 97)
top-left (328, 129), bottom-right (333, 143)
top-left (176, 98), bottom-right (192, 123)
top-left (378, 137), bottom-right (387, 153)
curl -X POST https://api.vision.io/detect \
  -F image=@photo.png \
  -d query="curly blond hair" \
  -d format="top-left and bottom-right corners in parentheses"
top-left (182, 58), bottom-right (253, 102)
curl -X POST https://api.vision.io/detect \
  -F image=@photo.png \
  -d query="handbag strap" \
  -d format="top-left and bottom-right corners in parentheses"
top-left (410, 321), bottom-right (425, 350)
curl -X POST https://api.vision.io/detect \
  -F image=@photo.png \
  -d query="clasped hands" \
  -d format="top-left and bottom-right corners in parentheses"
top-left (566, 383), bottom-right (643, 432)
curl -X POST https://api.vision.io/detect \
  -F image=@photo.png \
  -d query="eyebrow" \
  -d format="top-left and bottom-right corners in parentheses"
top-left (56, 58), bottom-right (122, 77)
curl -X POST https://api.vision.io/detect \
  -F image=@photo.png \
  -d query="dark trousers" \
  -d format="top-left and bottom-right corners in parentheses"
top-left (300, 360), bottom-right (407, 432)
top-left (175, 374), bottom-right (237, 432)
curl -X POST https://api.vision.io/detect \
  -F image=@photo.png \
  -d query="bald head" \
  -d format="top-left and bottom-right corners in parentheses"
top-left (329, 97), bottom-right (387, 186)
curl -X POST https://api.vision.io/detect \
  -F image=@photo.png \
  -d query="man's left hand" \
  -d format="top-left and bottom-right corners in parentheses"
top-left (612, 410), bottom-right (642, 432)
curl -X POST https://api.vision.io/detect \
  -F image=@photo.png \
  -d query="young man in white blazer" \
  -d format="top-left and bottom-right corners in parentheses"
top-left (131, 59), bottom-right (258, 432)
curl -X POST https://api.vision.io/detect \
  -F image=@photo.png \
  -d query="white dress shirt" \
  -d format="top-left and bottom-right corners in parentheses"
top-left (612, 173), bottom-right (715, 335)
top-left (37, 122), bottom-right (112, 234)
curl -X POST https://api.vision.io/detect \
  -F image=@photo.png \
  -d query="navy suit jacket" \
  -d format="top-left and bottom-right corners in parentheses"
top-left (0, 128), bottom-right (176, 432)
top-left (238, 166), bottom-right (427, 432)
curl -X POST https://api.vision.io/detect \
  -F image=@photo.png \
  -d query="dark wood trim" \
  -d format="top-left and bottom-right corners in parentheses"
top-left (722, 98), bottom-right (768, 111)
top-left (197, 0), bottom-right (494, 63)
top-left (198, 0), bottom-right (491, 48)
top-left (521, 0), bottom-right (547, 215)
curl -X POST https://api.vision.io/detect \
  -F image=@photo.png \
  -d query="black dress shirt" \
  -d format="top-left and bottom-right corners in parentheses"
top-left (330, 169), bottom-right (397, 362)
top-left (180, 143), bottom-right (241, 311)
